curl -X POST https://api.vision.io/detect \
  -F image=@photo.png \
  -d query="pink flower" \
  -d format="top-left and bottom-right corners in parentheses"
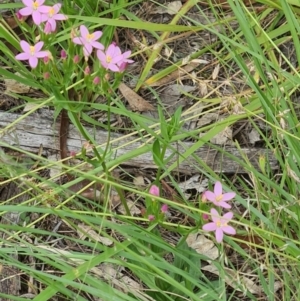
top-left (202, 208), bottom-right (236, 243)
top-left (15, 40), bottom-right (48, 68)
top-left (149, 185), bottom-right (159, 197)
top-left (40, 4), bottom-right (67, 33)
top-left (19, 0), bottom-right (47, 25)
top-left (97, 44), bottom-right (124, 72)
top-left (161, 204), bottom-right (168, 213)
top-left (205, 181), bottom-right (235, 209)
top-left (72, 25), bottom-right (104, 57)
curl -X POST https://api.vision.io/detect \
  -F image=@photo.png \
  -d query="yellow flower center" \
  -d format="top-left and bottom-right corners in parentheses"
top-left (33, 1), bottom-right (39, 10)
top-left (86, 33), bottom-right (94, 41)
top-left (106, 55), bottom-right (112, 63)
top-left (48, 7), bottom-right (55, 17)
top-left (216, 194), bottom-right (223, 202)
top-left (30, 46), bottom-right (35, 55)
top-left (216, 220), bottom-right (227, 228)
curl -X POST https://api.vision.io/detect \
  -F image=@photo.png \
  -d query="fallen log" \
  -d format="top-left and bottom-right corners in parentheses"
top-left (0, 110), bottom-right (278, 174)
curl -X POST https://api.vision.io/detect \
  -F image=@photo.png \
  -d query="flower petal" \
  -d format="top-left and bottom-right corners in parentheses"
top-left (215, 228), bottom-right (224, 243)
top-left (53, 3), bottom-right (61, 13)
top-left (83, 44), bottom-right (92, 56)
top-left (53, 14), bottom-right (67, 20)
top-left (48, 19), bottom-right (56, 31)
top-left (97, 50), bottom-right (106, 61)
top-left (20, 40), bottom-right (30, 53)
top-left (108, 63), bottom-right (119, 72)
top-left (222, 211), bottom-right (234, 221)
top-left (72, 37), bottom-right (84, 45)
top-left (41, 13), bottom-right (48, 22)
top-left (222, 192), bottom-right (236, 201)
top-left (15, 53), bottom-right (30, 60)
top-left (19, 7), bottom-right (33, 16)
top-left (37, 0), bottom-right (45, 5)
top-left (222, 225), bottom-right (236, 235)
top-left (32, 11), bottom-right (42, 25)
top-left (106, 44), bottom-right (115, 56)
top-left (29, 56), bottom-right (38, 68)
top-left (113, 45), bottom-right (122, 56)
top-left (214, 181), bottom-right (222, 196)
top-left (92, 31), bottom-right (102, 40)
top-left (39, 5), bottom-right (51, 13)
top-left (202, 222), bottom-right (217, 232)
top-left (204, 191), bottom-right (216, 202)
top-left (122, 50), bottom-right (131, 59)
top-left (215, 200), bottom-right (231, 209)
top-left (35, 50), bottom-right (48, 58)
top-left (111, 54), bottom-right (124, 64)
top-left (91, 41), bottom-right (104, 50)
top-left (34, 41), bottom-right (44, 52)
top-left (80, 25), bottom-right (89, 38)
top-left (210, 208), bottom-right (220, 223)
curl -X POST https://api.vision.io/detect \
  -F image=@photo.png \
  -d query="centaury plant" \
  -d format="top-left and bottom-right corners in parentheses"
top-left (1, 0), bottom-right (300, 300)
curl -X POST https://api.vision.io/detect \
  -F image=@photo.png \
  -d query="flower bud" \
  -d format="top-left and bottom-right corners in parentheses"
top-left (44, 21), bottom-right (52, 34)
top-left (73, 55), bottom-right (80, 64)
top-left (93, 76), bottom-right (100, 85)
top-left (149, 185), bottom-right (159, 197)
top-left (43, 56), bottom-right (49, 64)
top-left (70, 28), bottom-right (77, 40)
top-left (148, 215), bottom-right (155, 221)
top-left (201, 191), bottom-right (208, 203)
top-left (202, 213), bottom-right (209, 220)
top-left (69, 150), bottom-right (76, 157)
top-left (118, 62), bottom-right (128, 72)
top-left (161, 204), bottom-right (168, 213)
top-left (16, 10), bottom-right (25, 22)
top-left (60, 50), bottom-right (67, 60)
top-left (43, 72), bottom-right (50, 80)
top-left (84, 66), bottom-right (90, 76)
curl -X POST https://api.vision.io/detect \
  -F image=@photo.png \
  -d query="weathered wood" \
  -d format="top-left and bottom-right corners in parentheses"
top-left (0, 111), bottom-right (278, 173)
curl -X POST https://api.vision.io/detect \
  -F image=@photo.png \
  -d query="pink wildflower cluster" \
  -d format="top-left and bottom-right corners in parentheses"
top-left (72, 25), bottom-right (134, 72)
top-left (202, 181), bottom-right (236, 243)
top-left (19, 0), bottom-right (67, 33)
top-left (15, 4), bottom-right (134, 72)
